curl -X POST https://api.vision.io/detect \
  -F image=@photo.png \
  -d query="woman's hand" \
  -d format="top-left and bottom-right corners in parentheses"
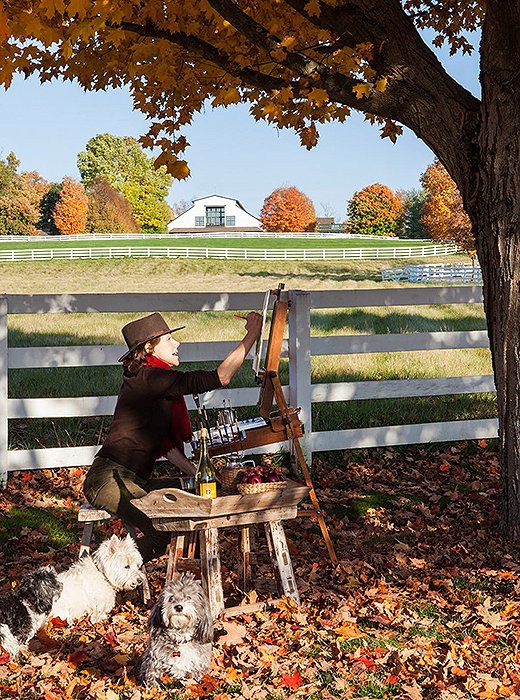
top-left (165, 447), bottom-right (196, 476)
top-left (217, 310), bottom-right (264, 386)
top-left (245, 311), bottom-right (263, 339)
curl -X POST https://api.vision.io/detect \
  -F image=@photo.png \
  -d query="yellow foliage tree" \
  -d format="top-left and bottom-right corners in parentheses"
top-left (4, 2), bottom-right (520, 535)
top-left (53, 177), bottom-right (89, 235)
top-left (420, 161), bottom-right (475, 254)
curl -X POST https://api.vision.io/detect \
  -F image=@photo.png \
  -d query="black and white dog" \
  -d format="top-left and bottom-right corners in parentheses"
top-left (0, 566), bottom-right (62, 657)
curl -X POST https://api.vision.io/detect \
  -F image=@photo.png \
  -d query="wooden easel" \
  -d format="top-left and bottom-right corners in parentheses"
top-left (256, 285), bottom-right (338, 566)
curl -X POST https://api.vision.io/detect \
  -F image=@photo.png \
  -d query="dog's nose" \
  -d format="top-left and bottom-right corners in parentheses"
top-left (174, 604), bottom-right (183, 613)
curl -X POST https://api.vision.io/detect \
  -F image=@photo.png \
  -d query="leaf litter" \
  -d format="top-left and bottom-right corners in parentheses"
top-left (1, 440), bottom-right (520, 699)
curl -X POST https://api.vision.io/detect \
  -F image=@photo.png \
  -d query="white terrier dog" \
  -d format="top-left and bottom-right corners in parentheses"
top-left (139, 573), bottom-right (213, 687)
top-left (0, 566), bottom-right (62, 657)
top-left (51, 534), bottom-right (146, 623)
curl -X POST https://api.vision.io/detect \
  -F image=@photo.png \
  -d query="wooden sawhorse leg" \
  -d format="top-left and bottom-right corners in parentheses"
top-left (166, 532), bottom-right (198, 582)
top-left (264, 520), bottom-right (300, 604)
top-left (238, 525), bottom-right (254, 593)
top-left (199, 527), bottom-right (225, 619)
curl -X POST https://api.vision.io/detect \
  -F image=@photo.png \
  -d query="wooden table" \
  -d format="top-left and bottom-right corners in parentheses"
top-left (131, 480), bottom-right (310, 618)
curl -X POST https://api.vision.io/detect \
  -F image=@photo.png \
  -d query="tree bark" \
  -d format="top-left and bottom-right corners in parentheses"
top-left (472, 1), bottom-right (520, 537)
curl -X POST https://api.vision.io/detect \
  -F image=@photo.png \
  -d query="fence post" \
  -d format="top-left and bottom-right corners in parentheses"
top-left (0, 296), bottom-right (7, 487)
top-left (288, 290), bottom-right (312, 465)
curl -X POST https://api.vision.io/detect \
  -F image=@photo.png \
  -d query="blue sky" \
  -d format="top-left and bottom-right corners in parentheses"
top-left (0, 32), bottom-right (480, 221)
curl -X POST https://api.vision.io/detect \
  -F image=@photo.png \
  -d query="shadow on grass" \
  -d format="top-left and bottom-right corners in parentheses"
top-left (310, 308), bottom-right (487, 334)
top-left (0, 506), bottom-right (77, 551)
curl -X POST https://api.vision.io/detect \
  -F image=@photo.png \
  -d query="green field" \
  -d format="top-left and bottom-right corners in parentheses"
top-left (0, 236), bottom-right (433, 251)
top-left (3, 253), bottom-right (493, 452)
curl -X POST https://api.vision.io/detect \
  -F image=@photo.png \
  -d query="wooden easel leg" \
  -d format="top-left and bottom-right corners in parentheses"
top-left (270, 374), bottom-right (339, 567)
top-left (199, 528), bottom-right (224, 619)
top-left (266, 521), bottom-right (300, 604)
top-left (293, 437), bottom-right (339, 567)
top-left (238, 526), bottom-right (253, 593)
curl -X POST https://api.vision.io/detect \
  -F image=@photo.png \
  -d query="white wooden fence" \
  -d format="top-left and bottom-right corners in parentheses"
top-left (1, 232), bottom-right (418, 241)
top-left (0, 287), bottom-right (496, 486)
top-left (382, 263), bottom-right (482, 284)
top-left (0, 243), bottom-right (458, 262)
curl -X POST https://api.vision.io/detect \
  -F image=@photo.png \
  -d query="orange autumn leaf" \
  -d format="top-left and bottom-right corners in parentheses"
top-left (49, 616), bottom-right (68, 628)
top-left (188, 674), bottom-right (220, 697)
top-left (281, 669), bottom-right (303, 689)
top-left (334, 623), bottom-right (362, 638)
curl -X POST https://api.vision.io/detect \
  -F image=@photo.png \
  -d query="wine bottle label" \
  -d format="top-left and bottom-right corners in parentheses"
top-left (198, 482), bottom-right (217, 499)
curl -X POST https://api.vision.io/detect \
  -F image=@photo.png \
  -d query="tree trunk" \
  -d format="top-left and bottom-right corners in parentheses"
top-left (476, 218), bottom-right (520, 538)
top-left (472, 1), bottom-right (520, 537)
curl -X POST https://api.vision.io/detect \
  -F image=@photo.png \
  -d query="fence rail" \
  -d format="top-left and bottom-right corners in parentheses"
top-left (0, 243), bottom-right (459, 262)
top-left (1, 287), bottom-right (493, 484)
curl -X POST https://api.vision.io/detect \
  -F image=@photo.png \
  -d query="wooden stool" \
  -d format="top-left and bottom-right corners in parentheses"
top-left (78, 504), bottom-right (113, 557)
top-left (77, 504), bottom-right (150, 603)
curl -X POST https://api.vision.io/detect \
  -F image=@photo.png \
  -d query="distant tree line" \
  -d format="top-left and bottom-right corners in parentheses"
top-left (0, 133), bottom-right (173, 236)
top-left (260, 162), bottom-right (475, 253)
top-left (0, 139), bottom-right (473, 252)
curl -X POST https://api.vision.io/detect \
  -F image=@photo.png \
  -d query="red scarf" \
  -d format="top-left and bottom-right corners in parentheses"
top-left (144, 355), bottom-right (192, 456)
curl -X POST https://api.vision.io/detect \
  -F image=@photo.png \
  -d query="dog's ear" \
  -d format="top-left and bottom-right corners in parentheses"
top-left (106, 534), bottom-right (120, 554)
top-left (194, 596), bottom-right (213, 644)
top-left (148, 600), bottom-right (166, 630)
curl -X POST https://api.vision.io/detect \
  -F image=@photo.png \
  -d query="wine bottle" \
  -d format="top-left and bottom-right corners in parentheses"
top-left (195, 426), bottom-right (217, 498)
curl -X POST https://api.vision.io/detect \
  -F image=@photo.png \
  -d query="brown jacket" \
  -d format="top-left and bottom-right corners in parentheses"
top-left (96, 366), bottom-right (222, 479)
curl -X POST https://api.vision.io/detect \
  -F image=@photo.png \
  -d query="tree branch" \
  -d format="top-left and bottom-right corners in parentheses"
top-left (284, 0), bottom-right (482, 187)
top-left (117, 20), bottom-right (285, 92)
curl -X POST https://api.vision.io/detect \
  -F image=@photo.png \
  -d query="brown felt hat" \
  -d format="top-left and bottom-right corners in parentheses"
top-left (118, 312), bottom-right (185, 362)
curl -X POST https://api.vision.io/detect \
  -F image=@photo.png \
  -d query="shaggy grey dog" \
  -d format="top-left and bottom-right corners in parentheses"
top-left (0, 566), bottom-right (62, 657)
top-left (139, 573), bottom-right (213, 687)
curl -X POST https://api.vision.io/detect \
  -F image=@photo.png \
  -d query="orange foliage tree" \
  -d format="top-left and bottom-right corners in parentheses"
top-left (6, 2), bottom-right (520, 534)
top-left (53, 177), bottom-right (88, 235)
top-left (346, 183), bottom-right (403, 237)
top-left (420, 160), bottom-right (475, 254)
top-left (260, 186), bottom-right (316, 232)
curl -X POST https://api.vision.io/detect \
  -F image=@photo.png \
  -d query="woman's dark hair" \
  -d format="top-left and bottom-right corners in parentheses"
top-left (123, 336), bottom-right (160, 374)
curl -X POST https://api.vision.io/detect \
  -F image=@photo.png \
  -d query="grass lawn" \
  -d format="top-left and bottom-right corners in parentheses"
top-left (2, 253), bottom-right (493, 451)
top-left (0, 254), bottom-right (471, 294)
top-left (0, 236), bottom-right (434, 251)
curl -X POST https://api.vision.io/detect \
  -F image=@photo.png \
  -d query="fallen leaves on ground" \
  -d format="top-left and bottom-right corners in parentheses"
top-left (2, 441), bottom-right (520, 699)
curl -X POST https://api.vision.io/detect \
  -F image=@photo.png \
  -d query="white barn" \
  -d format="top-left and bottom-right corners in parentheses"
top-left (168, 194), bottom-right (262, 232)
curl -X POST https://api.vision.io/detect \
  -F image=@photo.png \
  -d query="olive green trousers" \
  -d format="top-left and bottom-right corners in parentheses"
top-left (83, 456), bottom-right (181, 564)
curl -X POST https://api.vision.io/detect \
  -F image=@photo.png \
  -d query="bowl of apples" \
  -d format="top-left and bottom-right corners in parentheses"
top-left (236, 463), bottom-right (287, 494)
